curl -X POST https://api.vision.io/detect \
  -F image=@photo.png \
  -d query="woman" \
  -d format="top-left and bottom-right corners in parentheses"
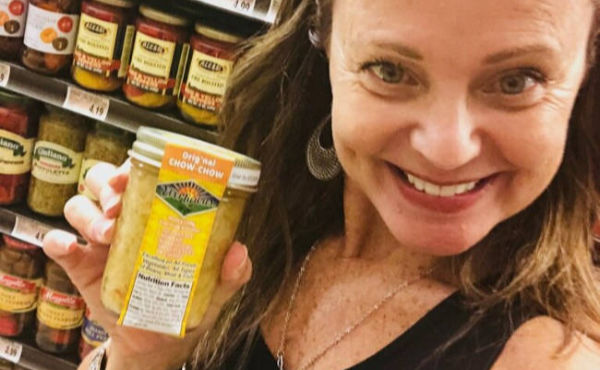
top-left (44, 0), bottom-right (600, 369)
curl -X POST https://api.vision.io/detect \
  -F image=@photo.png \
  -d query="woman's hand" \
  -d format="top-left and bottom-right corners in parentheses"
top-left (42, 162), bottom-right (253, 370)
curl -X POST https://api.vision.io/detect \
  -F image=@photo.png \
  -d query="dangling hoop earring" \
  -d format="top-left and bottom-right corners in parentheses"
top-left (306, 115), bottom-right (341, 181)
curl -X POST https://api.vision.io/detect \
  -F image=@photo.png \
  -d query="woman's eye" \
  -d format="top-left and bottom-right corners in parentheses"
top-left (483, 70), bottom-right (545, 95)
top-left (365, 62), bottom-right (417, 85)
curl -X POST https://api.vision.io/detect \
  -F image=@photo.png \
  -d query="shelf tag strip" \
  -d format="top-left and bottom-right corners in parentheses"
top-left (0, 337), bottom-right (22, 363)
top-left (63, 86), bottom-right (110, 121)
top-left (0, 63), bottom-right (10, 88)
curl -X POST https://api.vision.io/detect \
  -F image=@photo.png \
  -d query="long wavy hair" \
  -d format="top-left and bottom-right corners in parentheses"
top-left (192, 0), bottom-right (600, 368)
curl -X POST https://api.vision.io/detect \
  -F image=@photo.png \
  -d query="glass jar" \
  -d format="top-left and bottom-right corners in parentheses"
top-left (178, 23), bottom-right (242, 126)
top-left (79, 308), bottom-right (108, 359)
top-left (72, 0), bottom-right (137, 92)
top-left (0, 0), bottom-right (28, 60)
top-left (27, 105), bottom-right (87, 216)
top-left (0, 90), bottom-right (40, 205)
top-left (22, 0), bottom-right (80, 75)
top-left (101, 127), bottom-right (260, 335)
top-left (123, 5), bottom-right (190, 109)
top-left (36, 260), bottom-right (85, 354)
top-left (0, 235), bottom-right (44, 337)
top-left (77, 121), bottom-right (132, 200)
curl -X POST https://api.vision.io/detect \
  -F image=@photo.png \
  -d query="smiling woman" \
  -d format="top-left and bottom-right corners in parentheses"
top-left (41, 0), bottom-right (600, 370)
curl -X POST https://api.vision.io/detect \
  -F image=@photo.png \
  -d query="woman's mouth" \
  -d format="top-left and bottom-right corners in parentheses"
top-left (396, 169), bottom-right (491, 197)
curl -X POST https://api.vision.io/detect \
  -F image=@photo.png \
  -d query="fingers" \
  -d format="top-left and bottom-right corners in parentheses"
top-left (64, 195), bottom-right (114, 245)
top-left (85, 160), bottom-right (130, 218)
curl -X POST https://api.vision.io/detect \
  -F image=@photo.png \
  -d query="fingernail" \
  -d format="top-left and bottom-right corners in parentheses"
top-left (104, 195), bottom-right (120, 216)
top-left (93, 219), bottom-right (114, 244)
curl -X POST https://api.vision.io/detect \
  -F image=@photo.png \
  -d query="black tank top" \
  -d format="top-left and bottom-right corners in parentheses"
top-left (227, 291), bottom-right (538, 370)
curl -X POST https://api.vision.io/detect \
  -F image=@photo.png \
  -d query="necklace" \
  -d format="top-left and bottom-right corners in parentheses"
top-left (275, 244), bottom-right (433, 370)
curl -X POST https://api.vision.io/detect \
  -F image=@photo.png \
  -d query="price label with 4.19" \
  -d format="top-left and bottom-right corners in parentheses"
top-left (0, 337), bottom-right (22, 363)
top-left (63, 86), bottom-right (109, 121)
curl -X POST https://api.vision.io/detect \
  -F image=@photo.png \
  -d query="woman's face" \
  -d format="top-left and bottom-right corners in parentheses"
top-left (328, 0), bottom-right (594, 255)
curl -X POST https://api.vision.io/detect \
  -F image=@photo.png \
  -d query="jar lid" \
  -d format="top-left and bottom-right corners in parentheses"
top-left (132, 127), bottom-right (261, 191)
top-left (139, 5), bottom-right (190, 27)
top-left (194, 23), bottom-right (243, 44)
top-left (93, 0), bottom-right (136, 8)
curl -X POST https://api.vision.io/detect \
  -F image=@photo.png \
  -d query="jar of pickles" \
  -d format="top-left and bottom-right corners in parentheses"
top-left (0, 235), bottom-right (44, 337)
top-left (72, 0), bottom-right (137, 92)
top-left (27, 106), bottom-right (88, 216)
top-left (0, 0), bottom-right (28, 60)
top-left (36, 260), bottom-right (85, 354)
top-left (22, 0), bottom-right (80, 75)
top-left (178, 23), bottom-right (242, 126)
top-left (123, 5), bottom-right (190, 109)
top-left (0, 90), bottom-right (40, 205)
top-left (101, 127), bottom-right (260, 335)
top-left (77, 122), bottom-right (132, 200)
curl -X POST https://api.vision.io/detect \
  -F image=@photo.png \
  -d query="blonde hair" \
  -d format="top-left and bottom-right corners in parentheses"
top-left (192, 1), bottom-right (600, 368)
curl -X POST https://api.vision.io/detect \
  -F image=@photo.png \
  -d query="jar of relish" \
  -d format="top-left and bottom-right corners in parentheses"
top-left (123, 5), bottom-right (190, 109)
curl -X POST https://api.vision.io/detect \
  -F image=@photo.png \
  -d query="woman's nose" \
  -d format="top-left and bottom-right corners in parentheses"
top-left (409, 96), bottom-right (481, 171)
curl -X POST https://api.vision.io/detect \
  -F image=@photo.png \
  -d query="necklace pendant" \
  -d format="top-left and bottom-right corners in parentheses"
top-left (276, 353), bottom-right (284, 370)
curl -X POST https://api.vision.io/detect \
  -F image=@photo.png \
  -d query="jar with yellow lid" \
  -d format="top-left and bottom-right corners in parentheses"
top-left (178, 23), bottom-right (242, 126)
top-left (123, 5), bottom-right (190, 109)
top-left (72, 0), bottom-right (138, 92)
top-left (101, 127), bottom-right (260, 336)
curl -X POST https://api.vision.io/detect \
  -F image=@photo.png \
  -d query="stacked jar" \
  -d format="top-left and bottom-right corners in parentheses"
top-left (123, 5), bottom-right (190, 109)
top-left (0, 90), bottom-right (40, 205)
top-left (22, 0), bottom-right (80, 75)
top-left (0, 0), bottom-right (28, 60)
top-left (72, 0), bottom-right (137, 91)
top-left (178, 23), bottom-right (242, 126)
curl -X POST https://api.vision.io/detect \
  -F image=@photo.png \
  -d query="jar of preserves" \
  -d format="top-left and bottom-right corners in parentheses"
top-left (0, 0), bottom-right (28, 60)
top-left (178, 23), bottom-right (242, 126)
top-left (22, 0), bottom-right (80, 75)
top-left (0, 235), bottom-right (44, 337)
top-left (36, 260), bottom-right (85, 354)
top-left (0, 90), bottom-right (40, 205)
top-left (78, 308), bottom-right (108, 359)
top-left (101, 127), bottom-right (260, 335)
top-left (123, 5), bottom-right (190, 109)
top-left (72, 0), bottom-right (137, 92)
top-left (77, 121), bottom-right (132, 200)
top-left (27, 105), bottom-right (88, 216)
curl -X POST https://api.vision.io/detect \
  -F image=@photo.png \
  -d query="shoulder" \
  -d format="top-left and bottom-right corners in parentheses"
top-left (491, 316), bottom-right (600, 370)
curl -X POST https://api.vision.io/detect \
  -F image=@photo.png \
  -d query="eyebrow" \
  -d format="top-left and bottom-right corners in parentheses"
top-left (482, 44), bottom-right (558, 64)
top-left (371, 41), bottom-right (424, 60)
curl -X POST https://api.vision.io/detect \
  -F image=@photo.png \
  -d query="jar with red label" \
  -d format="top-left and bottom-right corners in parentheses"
top-left (123, 5), bottom-right (190, 109)
top-left (0, 235), bottom-right (44, 337)
top-left (72, 0), bottom-right (137, 92)
top-left (36, 260), bottom-right (85, 354)
top-left (0, 0), bottom-right (28, 60)
top-left (79, 308), bottom-right (108, 359)
top-left (21, 0), bottom-right (80, 75)
top-left (0, 89), bottom-right (40, 205)
top-left (178, 23), bottom-right (242, 126)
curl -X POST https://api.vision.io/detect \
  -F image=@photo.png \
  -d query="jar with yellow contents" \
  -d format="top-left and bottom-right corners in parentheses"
top-left (178, 23), bottom-right (242, 126)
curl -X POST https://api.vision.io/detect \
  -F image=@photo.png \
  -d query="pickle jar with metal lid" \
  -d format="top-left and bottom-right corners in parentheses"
top-left (77, 122), bottom-right (133, 200)
top-left (178, 23), bottom-right (242, 126)
top-left (123, 5), bottom-right (190, 109)
top-left (72, 0), bottom-right (138, 92)
top-left (101, 127), bottom-right (260, 335)
top-left (27, 105), bottom-right (88, 216)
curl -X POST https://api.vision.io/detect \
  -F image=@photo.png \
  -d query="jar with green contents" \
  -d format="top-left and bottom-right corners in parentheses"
top-left (101, 127), bottom-right (260, 336)
top-left (27, 106), bottom-right (88, 216)
top-left (77, 122), bottom-right (133, 200)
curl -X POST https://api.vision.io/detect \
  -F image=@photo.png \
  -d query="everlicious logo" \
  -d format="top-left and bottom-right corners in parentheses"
top-left (34, 147), bottom-right (76, 168)
top-left (156, 181), bottom-right (219, 217)
top-left (0, 137), bottom-right (26, 156)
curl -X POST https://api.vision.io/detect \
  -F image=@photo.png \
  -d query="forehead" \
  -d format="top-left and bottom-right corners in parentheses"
top-left (331, 0), bottom-right (594, 60)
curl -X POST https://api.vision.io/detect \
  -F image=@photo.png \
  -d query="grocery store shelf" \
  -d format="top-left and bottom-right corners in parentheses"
top-left (0, 203), bottom-right (78, 248)
top-left (0, 334), bottom-right (78, 370)
top-left (0, 61), bottom-right (218, 143)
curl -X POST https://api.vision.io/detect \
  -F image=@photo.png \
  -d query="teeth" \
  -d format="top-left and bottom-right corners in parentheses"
top-left (405, 171), bottom-right (478, 197)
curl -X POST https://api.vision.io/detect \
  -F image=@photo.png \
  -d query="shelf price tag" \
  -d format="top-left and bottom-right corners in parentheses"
top-left (63, 86), bottom-right (109, 121)
top-left (12, 216), bottom-right (51, 247)
top-left (0, 337), bottom-right (22, 363)
top-left (0, 63), bottom-right (10, 88)
top-left (203, 0), bottom-right (256, 16)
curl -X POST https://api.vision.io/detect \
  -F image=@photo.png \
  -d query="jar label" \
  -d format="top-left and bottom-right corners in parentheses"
top-left (0, 129), bottom-right (33, 175)
top-left (73, 13), bottom-right (119, 75)
top-left (119, 144), bottom-right (235, 336)
top-left (81, 313), bottom-right (108, 347)
top-left (180, 50), bottom-right (233, 112)
top-left (31, 141), bottom-right (83, 184)
top-left (0, 273), bottom-right (41, 313)
top-left (37, 286), bottom-right (85, 330)
top-left (23, 4), bottom-right (79, 55)
top-left (77, 158), bottom-right (104, 201)
top-left (0, 0), bottom-right (28, 37)
top-left (127, 31), bottom-right (189, 95)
